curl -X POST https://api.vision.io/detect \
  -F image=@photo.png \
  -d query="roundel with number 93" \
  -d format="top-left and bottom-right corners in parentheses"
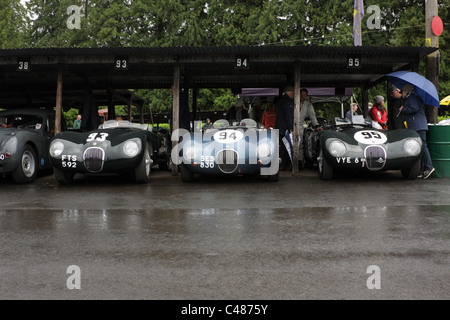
top-left (354, 130), bottom-right (387, 145)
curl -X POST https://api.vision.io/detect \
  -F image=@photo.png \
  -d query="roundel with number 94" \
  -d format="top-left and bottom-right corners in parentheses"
top-left (354, 130), bottom-right (387, 145)
top-left (213, 130), bottom-right (244, 143)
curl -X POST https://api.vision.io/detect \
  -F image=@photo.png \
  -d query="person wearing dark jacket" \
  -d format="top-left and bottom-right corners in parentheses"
top-left (388, 84), bottom-right (405, 130)
top-left (275, 86), bottom-right (294, 135)
top-left (275, 86), bottom-right (295, 170)
top-left (399, 84), bottom-right (435, 179)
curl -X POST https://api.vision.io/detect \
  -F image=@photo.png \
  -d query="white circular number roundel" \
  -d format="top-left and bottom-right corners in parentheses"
top-left (213, 130), bottom-right (244, 143)
top-left (354, 130), bottom-right (387, 144)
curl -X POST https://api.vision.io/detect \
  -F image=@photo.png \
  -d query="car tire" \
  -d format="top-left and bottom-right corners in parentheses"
top-left (53, 166), bottom-right (75, 185)
top-left (135, 143), bottom-right (152, 183)
top-left (304, 158), bottom-right (314, 169)
top-left (401, 158), bottom-right (420, 180)
top-left (266, 170), bottom-right (279, 182)
top-left (12, 144), bottom-right (37, 184)
top-left (318, 147), bottom-right (333, 180)
top-left (180, 163), bottom-right (195, 182)
top-left (159, 154), bottom-right (171, 171)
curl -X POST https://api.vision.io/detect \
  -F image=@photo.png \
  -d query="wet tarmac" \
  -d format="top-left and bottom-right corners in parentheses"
top-left (0, 168), bottom-right (449, 300)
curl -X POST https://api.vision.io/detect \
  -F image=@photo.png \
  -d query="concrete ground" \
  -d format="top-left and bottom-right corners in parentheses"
top-left (0, 168), bottom-right (449, 300)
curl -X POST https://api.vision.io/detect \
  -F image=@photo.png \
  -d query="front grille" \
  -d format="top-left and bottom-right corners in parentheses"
top-left (83, 147), bottom-right (105, 173)
top-left (217, 149), bottom-right (238, 174)
top-left (364, 145), bottom-right (386, 171)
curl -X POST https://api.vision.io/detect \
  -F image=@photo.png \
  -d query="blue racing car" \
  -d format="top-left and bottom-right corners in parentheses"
top-left (174, 118), bottom-right (279, 182)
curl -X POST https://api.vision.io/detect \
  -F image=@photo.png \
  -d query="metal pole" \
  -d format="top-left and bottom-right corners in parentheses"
top-left (425, 0), bottom-right (439, 124)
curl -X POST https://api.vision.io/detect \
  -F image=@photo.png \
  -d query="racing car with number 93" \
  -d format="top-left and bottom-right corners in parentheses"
top-left (49, 120), bottom-right (171, 184)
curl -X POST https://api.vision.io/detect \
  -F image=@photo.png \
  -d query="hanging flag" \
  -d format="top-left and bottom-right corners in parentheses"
top-left (282, 130), bottom-right (301, 164)
top-left (353, 0), bottom-right (364, 46)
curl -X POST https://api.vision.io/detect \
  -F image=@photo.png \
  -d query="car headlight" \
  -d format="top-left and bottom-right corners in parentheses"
top-left (404, 138), bottom-right (421, 156)
top-left (1, 136), bottom-right (17, 154)
top-left (123, 140), bottom-right (140, 157)
top-left (184, 146), bottom-right (198, 161)
top-left (257, 143), bottom-right (271, 158)
top-left (329, 140), bottom-right (347, 157)
top-left (50, 141), bottom-right (64, 157)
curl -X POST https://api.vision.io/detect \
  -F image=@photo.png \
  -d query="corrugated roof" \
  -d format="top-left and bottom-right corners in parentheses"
top-left (0, 45), bottom-right (438, 108)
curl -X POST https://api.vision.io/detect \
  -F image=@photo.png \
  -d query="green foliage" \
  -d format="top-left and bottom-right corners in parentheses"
top-left (197, 89), bottom-right (235, 111)
top-left (2, 0), bottom-right (450, 115)
top-left (0, 0), bottom-right (28, 48)
top-left (64, 108), bottom-right (79, 126)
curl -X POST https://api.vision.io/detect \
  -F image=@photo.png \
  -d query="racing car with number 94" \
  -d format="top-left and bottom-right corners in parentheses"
top-left (175, 118), bottom-right (279, 182)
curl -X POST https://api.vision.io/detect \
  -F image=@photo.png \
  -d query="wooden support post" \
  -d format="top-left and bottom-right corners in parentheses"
top-left (149, 103), bottom-right (154, 127)
top-left (107, 90), bottom-right (115, 121)
top-left (171, 64), bottom-right (180, 175)
top-left (292, 62), bottom-right (301, 176)
top-left (192, 87), bottom-right (198, 126)
top-left (139, 104), bottom-right (144, 124)
top-left (55, 65), bottom-right (63, 134)
top-left (362, 88), bottom-right (369, 118)
top-left (127, 95), bottom-right (132, 122)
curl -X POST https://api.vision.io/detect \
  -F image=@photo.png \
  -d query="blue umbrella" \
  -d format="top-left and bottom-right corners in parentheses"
top-left (386, 71), bottom-right (440, 107)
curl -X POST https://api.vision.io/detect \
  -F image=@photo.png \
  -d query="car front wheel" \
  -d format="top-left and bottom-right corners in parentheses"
top-left (180, 163), bottom-right (195, 182)
top-left (318, 147), bottom-right (333, 180)
top-left (53, 167), bottom-right (75, 185)
top-left (135, 143), bottom-right (152, 183)
top-left (401, 158), bottom-right (420, 180)
top-left (12, 145), bottom-right (37, 184)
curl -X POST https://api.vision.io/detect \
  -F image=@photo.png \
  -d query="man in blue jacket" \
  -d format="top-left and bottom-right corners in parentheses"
top-left (399, 84), bottom-right (435, 179)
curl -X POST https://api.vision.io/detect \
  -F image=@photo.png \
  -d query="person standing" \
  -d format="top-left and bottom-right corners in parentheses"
top-left (345, 103), bottom-right (358, 121)
top-left (275, 86), bottom-right (295, 170)
top-left (388, 84), bottom-right (405, 130)
top-left (399, 84), bottom-right (435, 179)
top-left (249, 97), bottom-right (263, 124)
top-left (370, 95), bottom-right (388, 130)
top-left (299, 88), bottom-right (321, 167)
top-left (73, 114), bottom-right (81, 130)
top-left (202, 118), bottom-right (213, 131)
top-left (262, 103), bottom-right (277, 129)
top-left (226, 97), bottom-right (249, 124)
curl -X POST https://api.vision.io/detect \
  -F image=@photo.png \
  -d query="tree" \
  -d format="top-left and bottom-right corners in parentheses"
top-left (11, 0), bottom-right (450, 116)
top-left (0, 0), bottom-right (28, 49)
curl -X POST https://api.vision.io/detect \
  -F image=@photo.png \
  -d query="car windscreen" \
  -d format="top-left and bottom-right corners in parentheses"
top-left (0, 114), bottom-right (44, 129)
top-left (99, 120), bottom-right (149, 131)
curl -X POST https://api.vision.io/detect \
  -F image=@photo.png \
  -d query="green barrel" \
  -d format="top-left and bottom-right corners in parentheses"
top-left (428, 125), bottom-right (450, 178)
